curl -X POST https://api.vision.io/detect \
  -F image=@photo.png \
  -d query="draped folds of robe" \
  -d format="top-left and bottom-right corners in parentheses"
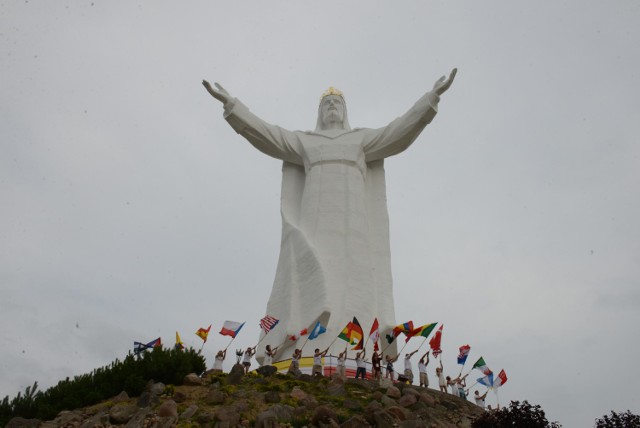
top-left (222, 92), bottom-right (439, 361)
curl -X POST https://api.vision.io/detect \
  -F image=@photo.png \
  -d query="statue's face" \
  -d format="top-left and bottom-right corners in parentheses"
top-left (320, 95), bottom-right (345, 127)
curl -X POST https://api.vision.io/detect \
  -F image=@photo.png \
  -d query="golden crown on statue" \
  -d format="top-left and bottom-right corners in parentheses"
top-left (320, 86), bottom-right (344, 101)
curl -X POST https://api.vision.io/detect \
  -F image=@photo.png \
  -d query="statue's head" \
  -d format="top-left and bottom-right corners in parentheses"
top-left (315, 87), bottom-right (351, 132)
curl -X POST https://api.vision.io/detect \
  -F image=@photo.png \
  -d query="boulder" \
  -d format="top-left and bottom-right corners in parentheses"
top-left (5, 417), bottom-right (42, 428)
top-left (269, 404), bottom-right (295, 422)
top-left (264, 390), bottom-right (281, 403)
top-left (112, 390), bottom-right (130, 403)
top-left (312, 405), bottom-right (339, 426)
top-left (173, 390), bottom-right (188, 403)
top-left (398, 393), bottom-right (418, 408)
top-left (124, 409), bottom-right (152, 428)
top-left (386, 386), bottom-right (401, 398)
top-left (343, 398), bottom-right (362, 410)
top-left (256, 365), bottom-right (278, 377)
top-left (290, 386), bottom-right (307, 400)
top-left (180, 404), bottom-right (199, 420)
top-left (214, 405), bottom-right (241, 426)
top-left (157, 399), bottom-right (178, 418)
top-left (255, 410), bottom-right (277, 428)
top-left (183, 373), bottom-right (203, 386)
top-left (386, 406), bottom-right (408, 421)
top-left (381, 395), bottom-right (397, 407)
top-left (227, 364), bottom-right (245, 385)
top-left (419, 392), bottom-right (435, 407)
top-left (150, 382), bottom-right (166, 397)
top-left (373, 410), bottom-right (400, 427)
top-left (109, 403), bottom-right (138, 424)
top-left (207, 389), bottom-right (226, 404)
top-left (340, 415), bottom-right (371, 428)
top-left (156, 416), bottom-right (178, 428)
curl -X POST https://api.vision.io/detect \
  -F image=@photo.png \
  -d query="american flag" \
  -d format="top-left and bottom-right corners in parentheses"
top-left (259, 315), bottom-right (279, 333)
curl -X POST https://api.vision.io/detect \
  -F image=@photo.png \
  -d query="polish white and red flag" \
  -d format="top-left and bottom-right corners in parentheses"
top-left (219, 320), bottom-right (245, 338)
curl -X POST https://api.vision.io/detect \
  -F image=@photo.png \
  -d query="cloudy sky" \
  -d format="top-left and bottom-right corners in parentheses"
top-left (2, 1), bottom-right (639, 426)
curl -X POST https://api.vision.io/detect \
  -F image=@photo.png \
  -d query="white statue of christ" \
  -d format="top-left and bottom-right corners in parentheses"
top-left (203, 69), bottom-right (456, 361)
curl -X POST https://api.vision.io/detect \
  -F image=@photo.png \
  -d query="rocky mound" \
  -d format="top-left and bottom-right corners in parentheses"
top-left (6, 365), bottom-right (483, 428)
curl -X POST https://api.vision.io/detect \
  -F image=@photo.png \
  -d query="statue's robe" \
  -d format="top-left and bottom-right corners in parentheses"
top-left (222, 92), bottom-right (439, 361)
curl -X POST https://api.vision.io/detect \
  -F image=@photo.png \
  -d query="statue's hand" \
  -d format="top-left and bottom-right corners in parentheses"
top-left (432, 68), bottom-right (457, 96)
top-left (202, 80), bottom-right (231, 104)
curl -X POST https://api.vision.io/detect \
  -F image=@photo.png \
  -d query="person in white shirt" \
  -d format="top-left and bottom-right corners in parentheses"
top-left (355, 349), bottom-right (367, 379)
top-left (403, 349), bottom-right (419, 384)
top-left (262, 344), bottom-right (278, 366)
top-left (336, 347), bottom-right (347, 379)
top-left (418, 351), bottom-right (430, 387)
top-left (242, 346), bottom-right (256, 373)
top-left (474, 390), bottom-right (488, 408)
top-left (213, 349), bottom-right (226, 372)
top-left (312, 347), bottom-right (329, 376)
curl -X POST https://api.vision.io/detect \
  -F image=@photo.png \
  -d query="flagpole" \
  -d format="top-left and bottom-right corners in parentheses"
top-left (254, 328), bottom-right (271, 348)
top-left (198, 340), bottom-right (207, 354)
top-left (380, 339), bottom-right (395, 356)
top-left (224, 335), bottom-right (237, 351)
top-left (327, 333), bottom-right (341, 350)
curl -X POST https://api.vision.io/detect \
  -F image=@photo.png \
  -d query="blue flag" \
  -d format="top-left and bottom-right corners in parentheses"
top-left (309, 321), bottom-right (327, 340)
top-left (477, 373), bottom-right (494, 387)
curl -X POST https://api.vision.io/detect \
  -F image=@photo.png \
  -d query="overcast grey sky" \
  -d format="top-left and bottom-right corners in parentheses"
top-left (2, 1), bottom-right (639, 426)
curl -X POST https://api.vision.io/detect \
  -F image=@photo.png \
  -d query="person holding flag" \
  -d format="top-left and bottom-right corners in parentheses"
top-left (242, 346), bottom-right (256, 374)
top-left (418, 351), bottom-right (430, 387)
top-left (403, 349), bottom-right (419, 384)
top-left (436, 360), bottom-right (447, 392)
top-left (287, 348), bottom-right (302, 377)
top-left (262, 344), bottom-right (278, 367)
top-left (371, 349), bottom-right (382, 380)
top-left (474, 390), bottom-right (488, 409)
top-left (312, 347), bottom-right (329, 376)
top-left (336, 346), bottom-right (348, 379)
top-left (355, 349), bottom-right (367, 379)
top-left (212, 349), bottom-right (226, 373)
top-left (385, 353), bottom-right (398, 380)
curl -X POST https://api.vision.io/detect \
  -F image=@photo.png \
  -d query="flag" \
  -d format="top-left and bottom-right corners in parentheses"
top-left (369, 318), bottom-right (380, 351)
top-left (457, 344), bottom-right (471, 365)
top-left (309, 321), bottom-right (327, 340)
top-left (195, 325), bottom-right (212, 342)
top-left (337, 317), bottom-right (363, 348)
top-left (350, 317), bottom-right (364, 350)
top-left (133, 337), bottom-right (161, 355)
top-left (494, 369), bottom-right (508, 388)
top-left (477, 373), bottom-right (494, 387)
top-left (175, 332), bottom-right (184, 350)
top-left (405, 322), bottom-right (438, 342)
top-left (392, 321), bottom-right (414, 337)
top-left (220, 320), bottom-right (245, 338)
top-left (472, 357), bottom-right (493, 376)
top-left (429, 324), bottom-right (443, 357)
top-left (385, 333), bottom-right (396, 344)
top-left (259, 315), bottom-right (279, 334)
top-left (288, 327), bottom-right (310, 341)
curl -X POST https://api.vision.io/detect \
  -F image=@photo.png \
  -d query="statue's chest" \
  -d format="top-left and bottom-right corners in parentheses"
top-left (299, 134), bottom-right (365, 166)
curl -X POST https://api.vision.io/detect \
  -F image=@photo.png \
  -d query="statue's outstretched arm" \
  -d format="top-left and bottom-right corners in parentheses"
top-left (432, 68), bottom-right (457, 97)
top-left (203, 79), bottom-right (302, 164)
top-left (363, 68), bottom-right (457, 162)
top-left (202, 80), bottom-right (231, 105)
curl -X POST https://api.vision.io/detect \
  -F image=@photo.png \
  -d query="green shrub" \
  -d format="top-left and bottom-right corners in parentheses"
top-left (0, 347), bottom-right (205, 426)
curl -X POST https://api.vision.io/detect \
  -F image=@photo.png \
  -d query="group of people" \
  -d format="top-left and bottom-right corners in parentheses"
top-left (209, 344), bottom-right (490, 409)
